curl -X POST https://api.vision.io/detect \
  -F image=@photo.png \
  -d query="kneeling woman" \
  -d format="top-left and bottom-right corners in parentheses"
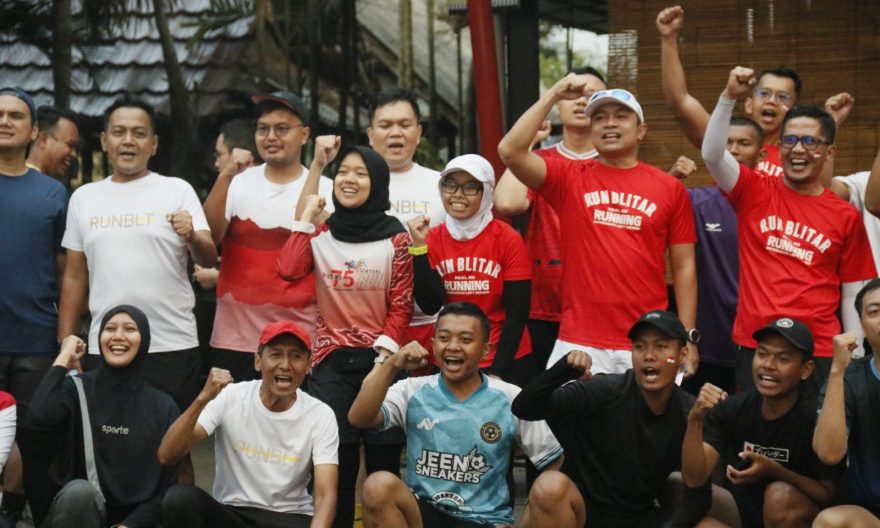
top-left (277, 141), bottom-right (413, 528)
top-left (408, 154), bottom-right (535, 385)
top-left (29, 306), bottom-right (179, 528)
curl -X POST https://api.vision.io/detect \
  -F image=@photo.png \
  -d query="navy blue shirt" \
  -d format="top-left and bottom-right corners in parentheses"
top-left (689, 186), bottom-right (739, 366)
top-left (0, 169), bottom-right (67, 355)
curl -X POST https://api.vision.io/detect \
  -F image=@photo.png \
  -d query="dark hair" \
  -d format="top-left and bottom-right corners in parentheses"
top-left (36, 106), bottom-right (78, 136)
top-left (103, 95), bottom-right (157, 133)
top-left (757, 66), bottom-right (802, 98)
top-left (219, 118), bottom-right (261, 163)
top-left (368, 88), bottom-right (421, 124)
top-left (437, 302), bottom-right (491, 343)
top-left (854, 278), bottom-right (880, 316)
top-left (569, 66), bottom-right (606, 86)
top-left (781, 105), bottom-right (836, 145)
top-left (729, 116), bottom-right (764, 144)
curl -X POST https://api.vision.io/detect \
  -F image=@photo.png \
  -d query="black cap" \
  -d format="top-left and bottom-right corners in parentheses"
top-left (0, 87), bottom-right (37, 121)
top-left (627, 310), bottom-right (687, 342)
top-left (752, 317), bottom-right (814, 358)
top-left (251, 91), bottom-right (309, 126)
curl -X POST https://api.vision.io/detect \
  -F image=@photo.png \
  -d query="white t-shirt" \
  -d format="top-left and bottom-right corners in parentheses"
top-left (388, 163), bottom-right (445, 326)
top-left (62, 173), bottom-right (209, 353)
top-left (198, 381), bottom-right (339, 514)
top-left (834, 171), bottom-right (880, 274)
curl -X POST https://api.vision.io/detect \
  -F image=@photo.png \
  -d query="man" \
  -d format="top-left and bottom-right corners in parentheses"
top-left (683, 317), bottom-right (838, 527)
top-left (203, 92), bottom-right (333, 382)
top-left (367, 88), bottom-right (445, 356)
top-left (511, 310), bottom-right (709, 527)
top-left (494, 67), bottom-right (607, 368)
top-left (159, 321), bottom-right (339, 528)
top-left (58, 96), bottom-right (217, 412)
top-left (0, 88), bottom-right (67, 525)
top-left (348, 302), bottom-right (562, 528)
top-left (498, 75), bottom-right (698, 376)
top-left (701, 67), bottom-right (876, 389)
top-left (25, 105), bottom-right (80, 189)
top-left (813, 280), bottom-right (880, 528)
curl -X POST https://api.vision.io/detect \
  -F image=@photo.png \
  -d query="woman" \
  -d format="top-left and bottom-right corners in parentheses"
top-left (28, 306), bottom-right (179, 528)
top-left (408, 154), bottom-right (535, 385)
top-left (276, 139), bottom-right (413, 528)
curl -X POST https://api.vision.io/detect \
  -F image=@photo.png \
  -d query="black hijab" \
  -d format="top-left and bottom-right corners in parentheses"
top-left (326, 146), bottom-right (406, 243)
top-left (95, 304), bottom-right (150, 389)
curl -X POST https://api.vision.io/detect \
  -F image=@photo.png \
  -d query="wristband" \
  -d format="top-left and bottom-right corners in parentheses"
top-left (408, 245), bottom-right (428, 256)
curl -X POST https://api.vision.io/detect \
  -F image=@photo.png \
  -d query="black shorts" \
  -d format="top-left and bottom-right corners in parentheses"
top-left (416, 498), bottom-right (495, 528)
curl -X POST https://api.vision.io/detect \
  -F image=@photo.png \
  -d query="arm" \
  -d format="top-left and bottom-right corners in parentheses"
top-left (727, 452), bottom-right (836, 505)
top-left (295, 136), bottom-right (340, 223)
top-left (813, 333), bottom-right (856, 464)
top-left (411, 254), bottom-right (444, 315)
top-left (310, 464), bottom-right (338, 528)
top-left (657, 5), bottom-right (710, 148)
top-left (703, 67), bottom-right (758, 193)
top-left (167, 211), bottom-right (217, 268)
top-left (275, 211), bottom-right (318, 282)
top-left (510, 351), bottom-right (593, 421)
top-left (494, 168), bottom-right (533, 216)
top-left (681, 383), bottom-right (726, 487)
top-left (374, 234), bottom-right (414, 354)
top-left (670, 243), bottom-right (698, 376)
top-left (27, 336), bottom-right (85, 429)
top-left (202, 148), bottom-right (253, 245)
top-left (55, 252), bottom-right (65, 291)
top-left (348, 342), bottom-right (429, 429)
top-left (486, 280), bottom-right (530, 380)
top-left (57, 250), bottom-right (88, 341)
top-left (865, 147), bottom-right (880, 216)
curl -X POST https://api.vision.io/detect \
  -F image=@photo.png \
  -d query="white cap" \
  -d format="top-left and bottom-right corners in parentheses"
top-left (440, 154), bottom-right (495, 187)
top-left (584, 88), bottom-right (645, 123)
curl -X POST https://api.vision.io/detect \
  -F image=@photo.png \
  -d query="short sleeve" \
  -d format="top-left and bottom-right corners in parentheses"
top-left (61, 190), bottom-right (83, 251)
top-left (702, 398), bottom-right (735, 455)
top-left (667, 180), bottom-right (697, 245)
top-left (196, 386), bottom-right (230, 436)
top-left (535, 155), bottom-right (575, 212)
top-left (52, 187), bottom-right (67, 253)
top-left (501, 226), bottom-right (531, 281)
top-left (380, 378), bottom-right (422, 431)
top-left (516, 415), bottom-right (563, 470)
top-left (724, 163), bottom-right (759, 211)
top-left (838, 212), bottom-right (877, 282)
top-left (224, 176), bottom-right (241, 222)
top-left (310, 403), bottom-right (340, 465)
top-left (179, 181), bottom-right (210, 231)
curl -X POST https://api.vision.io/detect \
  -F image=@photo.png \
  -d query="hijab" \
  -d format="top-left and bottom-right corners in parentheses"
top-left (441, 154), bottom-right (496, 241)
top-left (326, 146), bottom-right (406, 243)
top-left (95, 304), bottom-right (150, 389)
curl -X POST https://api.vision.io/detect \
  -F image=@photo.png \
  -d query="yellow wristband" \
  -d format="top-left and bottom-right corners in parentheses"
top-left (408, 245), bottom-right (428, 256)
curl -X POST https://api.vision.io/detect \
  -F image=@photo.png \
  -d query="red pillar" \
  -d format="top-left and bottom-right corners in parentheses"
top-left (467, 0), bottom-right (505, 180)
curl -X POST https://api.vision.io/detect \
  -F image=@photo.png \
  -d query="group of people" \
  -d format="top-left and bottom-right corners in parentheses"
top-left (0, 4), bottom-right (879, 528)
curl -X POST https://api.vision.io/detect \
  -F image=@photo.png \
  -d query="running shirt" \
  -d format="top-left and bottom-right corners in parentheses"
top-left (726, 164), bottom-right (876, 356)
top-left (525, 143), bottom-right (597, 322)
top-left (380, 374), bottom-right (562, 526)
top-left (426, 220), bottom-right (532, 367)
top-left (537, 157), bottom-right (696, 350)
top-left (756, 144), bottom-right (783, 179)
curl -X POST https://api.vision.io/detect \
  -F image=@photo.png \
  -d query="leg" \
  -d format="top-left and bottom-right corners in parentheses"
top-left (520, 470), bottom-right (585, 528)
top-left (813, 505), bottom-right (880, 528)
top-left (362, 471), bottom-right (421, 528)
top-left (41, 480), bottom-right (105, 528)
top-left (335, 443), bottom-right (361, 528)
top-left (697, 484), bottom-right (741, 528)
top-left (763, 481), bottom-right (819, 528)
top-left (161, 483), bottom-right (249, 528)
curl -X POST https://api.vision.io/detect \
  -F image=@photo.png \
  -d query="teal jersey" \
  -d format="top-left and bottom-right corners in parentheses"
top-left (381, 373), bottom-right (562, 525)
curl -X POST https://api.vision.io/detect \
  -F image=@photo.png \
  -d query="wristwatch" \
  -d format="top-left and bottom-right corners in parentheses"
top-left (687, 328), bottom-right (701, 344)
top-left (374, 353), bottom-right (393, 365)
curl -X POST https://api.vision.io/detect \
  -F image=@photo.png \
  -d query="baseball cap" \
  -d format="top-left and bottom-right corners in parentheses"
top-left (627, 310), bottom-right (687, 342)
top-left (0, 87), bottom-right (37, 122)
top-left (259, 321), bottom-right (311, 351)
top-left (584, 88), bottom-right (644, 123)
top-left (251, 91), bottom-right (309, 126)
top-left (752, 317), bottom-right (814, 358)
top-left (439, 154), bottom-right (496, 187)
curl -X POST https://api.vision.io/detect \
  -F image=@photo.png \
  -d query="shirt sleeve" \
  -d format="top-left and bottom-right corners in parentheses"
top-left (515, 410), bottom-right (563, 470)
top-left (702, 96), bottom-right (742, 194)
top-left (510, 355), bottom-right (597, 421)
top-left (196, 386), bottom-right (230, 436)
top-left (276, 222), bottom-right (318, 282)
top-left (667, 179), bottom-right (698, 245)
top-left (535, 155), bottom-right (574, 212)
top-left (374, 232), bottom-right (414, 353)
top-left (702, 398), bottom-right (734, 455)
top-left (224, 175), bottom-right (240, 222)
top-left (61, 190), bottom-right (83, 251)
top-left (311, 403), bottom-right (340, 465)
top-left (380, 378), bottom-right (415, 431)
top-left (724, 163), bottom-right (760, 212)
top-left (838, 211), bottom-right (877, 282)
top-left (179, 181), bottom-right (210, 232)
top-left (53, 187), bottom-right (67, 253)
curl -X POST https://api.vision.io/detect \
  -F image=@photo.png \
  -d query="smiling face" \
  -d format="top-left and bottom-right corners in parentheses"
top-left (101, 106), bottom-right (157, 181)
top-left (255, 334), bottom-right (310, 408)
top-left (745, 74), bottom-right (797, 137)
top-left (334, 151), bottom-right (372, 209)
top-left (367, 100), bottom-right (422, 172)
top-left (38, 117), bottom-right (80, 179)
top-left (440, 171), bottom-right (483, 220)
top-left (255, 108), bottom-right (309, 168)
top-left (432, 314), bottom-right (490, 386)
top-left (100, 312), bottom-right (142, 368)
top-left (0, 95), bottom-right (36, 153)
top-left (557, 73), bottom-right (607, 130)
top-left (630, 326), bottom-right (685, 393)
top-left (780, 116), bottom-right (833, 188)
top-left (752, 333), bottom-right (813, 400)
top-left (589, 103), bottom-right (646, 159)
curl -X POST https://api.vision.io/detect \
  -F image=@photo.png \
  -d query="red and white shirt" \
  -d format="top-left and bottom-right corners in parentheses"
top-left (756, 144), bottom-right (783, 179)
top-left (276, 223), bottom-right (414, 367)
top-left (538, 157), bottom-right (696, 350)
top-left (525, 143), bottom-right (598, 322)
top-left (727, 164), bottom-right (876, 356)
top-left (427, 220), bottom-right (532, 367)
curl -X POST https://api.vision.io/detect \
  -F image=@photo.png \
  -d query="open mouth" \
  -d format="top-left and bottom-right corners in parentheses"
top-left (388, 142), bottom-right (406, 153)
top-left (757, 374), bottom-right (779, 388)
top-left (274, 375), bottom-right (294, 389)
top-left (601, 132), bottom-right (621, 140)
top-left (340, 186), bottom-right (360, 196)
top-left (448, 201), bottom-right (469, 211)
top-left (108, 344), bottom-right (130, 356)
top-left (643, 367), bottom-right (660, 381)
top-left (760, 109), bottom-right (778, 123)
top-left (789, 158), bottom-right (809, 169)
top-left (443, 356), bottom-right (465, 371)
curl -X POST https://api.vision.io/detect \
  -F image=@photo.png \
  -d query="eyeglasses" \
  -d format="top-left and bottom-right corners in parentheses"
top-left (440, 180), bottom-right (483, 196)
top-left (779, 135), bottom-right (830, 151)
top-left (587, 89), bottom-right (634, 104)
top-left (753, 87), bottom-right (794, 107)
top-left (255, 123), bottom-right (305, 137)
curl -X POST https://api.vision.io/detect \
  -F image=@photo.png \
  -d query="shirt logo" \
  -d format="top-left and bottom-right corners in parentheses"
top-left (758, 215), bottom-right (832, 266)
top-left (480, 422), bottom-right (502, 444)
top-left (101, 424), bottom-right (129, 435)
top-left (743, 441), bottom-right (790, 463)
top-left (431, 491), bottom-right (472, 513)
top-left (415, 447), bottom-right (493, 483)
top-left (705, 223), bottom-right (722, 232)
top-left (417, 418), bottom-right (440, 430)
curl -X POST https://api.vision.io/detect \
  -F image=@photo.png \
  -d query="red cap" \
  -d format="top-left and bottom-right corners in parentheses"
top-left (259, 321), bottom-right (311, 350)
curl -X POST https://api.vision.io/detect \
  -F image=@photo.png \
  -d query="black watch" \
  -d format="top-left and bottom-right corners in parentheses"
top-left (687, 328), bottom-right (701, 344)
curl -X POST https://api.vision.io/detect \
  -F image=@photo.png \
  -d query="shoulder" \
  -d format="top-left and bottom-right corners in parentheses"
top-left (228, 165), bottom-right (265, 190)
top-left (27, 169), bottom-right (66, 194)
top-left (688, 185), bottom-right (723, 205)
top-left (151, 173), bottom-right (198, 193)
top-left (412, 163), bottom-right (441, 181)
top-left (486, 376), bottom-right (522, 403)
top-left (297, 390), bottom-right (337, 421)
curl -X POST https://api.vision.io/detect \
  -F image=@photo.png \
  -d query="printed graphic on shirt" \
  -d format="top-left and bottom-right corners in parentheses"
top-left (759, 215), bottom-right (831, 265)
top-left (756, 159), bottom-right (784, 178)
top-left (232, 439), bottom-right (305, 466)
top-left (390, 198), bottom-right (437, 217)
top-left (88, 213), bottom-right (158, 229)
top-left (321, 259), bottom-right (387, 292)
top-left (415, 446), bottom-right (494, 484)
top-left (743, 441), bottom-right (790, 463)
top-left (705, 223), bottom-right (723, 232)
top-left (435, 257), bottom-right (502, 295)
top-left (584, 190), bottom-right (658, 231)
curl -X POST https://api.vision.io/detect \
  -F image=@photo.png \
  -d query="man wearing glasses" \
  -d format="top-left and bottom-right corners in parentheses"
top-left (499, 75), bottom-right (698, 378)
top-left (702, 67), bottom-right (875, 389)
top-left (203, 91), bottom-right (334, 382)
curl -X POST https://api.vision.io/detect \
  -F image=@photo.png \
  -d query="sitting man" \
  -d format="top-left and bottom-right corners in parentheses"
top-left (511, 310), bottom-right (710, 528)
top-left (159, 321), bottom-right (339, 528)
top-left (683, 317), bottom-right (838, 527)
top-left (348, 302), bottom-right (563, 528)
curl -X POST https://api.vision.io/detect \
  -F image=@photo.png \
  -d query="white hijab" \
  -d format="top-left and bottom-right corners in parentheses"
top-left (440, 154), bottom-right (496, 241)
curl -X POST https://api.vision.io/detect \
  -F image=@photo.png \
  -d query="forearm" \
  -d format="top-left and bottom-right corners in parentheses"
top-left (157, 398), bottom-right (209, 465)
top-left (671, 250), bottom-right (697, 330)
top-left (347, 362), bottom-right (398, 428)
top-left (412, 254), bottom-right (444, 315)
top-left (276, 226), bottom-right (315, 281)
top-left (498, 93), bottom-right (556, 189)
top-left (57, 275), bottom-right (87, 340)
top-left (488, 280), bottom-right (530, 379)
top-left (660, 34), bottom-right (709, 148)
top-left (510, 356), bottom-right (579, 420)
top-left (493, 169), bottom-right (531, 216)
top-left (310, 491), bottom-right (336, 528)
top-left (813, 371), bottom-right (848, 464)
top-left (295, 161), bottom-right (327, 222)
top-left (767, 465), bottom-right (835, 505)
top-left (27, 366), bottom-right (71, 429)
top-left (379, 236), bottom-right (415, 350)
top-left (203, 174), bottom-right (233, 245)
top-left (187, 232), bottom-right (218, 268)
top-left (681, 421), bottom-right (712, 487)
top-left (702, 97), bottom-right (740, 193)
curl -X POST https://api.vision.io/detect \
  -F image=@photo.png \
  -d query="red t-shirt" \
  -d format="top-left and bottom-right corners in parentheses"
top-left (538, 157), bottom-right (696, 350)
top-left (525, 144), bottom-right (597, 322)
top-left (756, 144), bottom-right (783, 178)
top-left (427, 220), bottom-right (532, 367)
top-left (727, 164), bottom-right (876, 356)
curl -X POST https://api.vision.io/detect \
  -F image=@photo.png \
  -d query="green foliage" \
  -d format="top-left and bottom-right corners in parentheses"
top-left (538, 21), bottom-right (607, 88)
top-left (413, 137), bottom-right (444, 171)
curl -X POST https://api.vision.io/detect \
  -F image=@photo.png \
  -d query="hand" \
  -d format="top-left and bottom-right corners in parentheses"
top-left (58, 335), bottom-right (87, 369)
top-left (684, 342), bottom-right (699, 378)
top-left (167, 211), bottom-right (196, 242)
top-left (389, 341), bottom-right (429, 371)
top-left (689, 382), bottom-right (727, 422)
top-left (566, 350), bottom-right (593, 381)
top-left (656, 5), bottom-right (684, 37)
top-left (532, 120), bottom-right (552, 148)
top-left (726, 451), bottom-right (778, 485)
top-left (220, 148), bottom-right (254, 179)
top-left (300, 194), bottom-right (326, 223)
top-left (722, 66), bottom-right (756, 100)
top-left (668, 155), bottom-right (697, 180)
top-left (406, 215), bottom-right (430, 247)
top-left (198, 368), bottom-right (233, 402)
top-left (313, 135), bottom-right (342, 167)
top-left (550, 73), bottom-right (595, 102)
top-left (192, 265), bottom-right (219, 289)
top-left (831, 332), bottom-right (858, 374)
top-left (824, 92), bottom-right (855, 126)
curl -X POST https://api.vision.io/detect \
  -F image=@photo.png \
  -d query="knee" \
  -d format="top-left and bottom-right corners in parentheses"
top-left (162, 483), bottom-right (200, 514)
top-left (362, 471), bottom-right (404, 510)
top-left (55, 479), bottom-right (100, 508)
top-left (763, 481), bottom-right (812, 526)
top-left (529, 471), bottom-right (575, 507)
top-left (812, 507), bottom-right (847, 528)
